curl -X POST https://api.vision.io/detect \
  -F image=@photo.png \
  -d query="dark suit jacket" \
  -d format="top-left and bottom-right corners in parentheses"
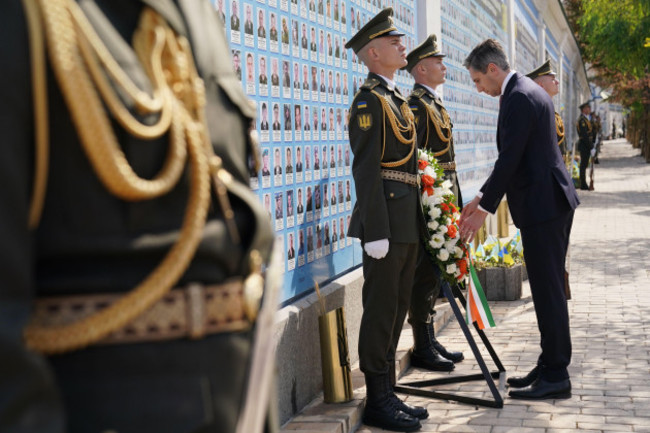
top-left (479, 73), bottom-right (579, 228)
top-left (347, 73), bottom-right (421, 243)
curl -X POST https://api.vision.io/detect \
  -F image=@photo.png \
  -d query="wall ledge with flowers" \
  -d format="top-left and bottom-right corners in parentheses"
top-left (472, 233), bottom-right (525, 301)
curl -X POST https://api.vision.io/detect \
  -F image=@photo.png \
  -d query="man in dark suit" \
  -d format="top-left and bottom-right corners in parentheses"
top-left (577, 102), bottom-right (594, 190)
top-left (257, 10), bottom-right (266, 38)
top-left (405, 34), bottom-right (464, 373)
top-left (244, 5), bottom-right (254, 35)
top-left (272, 104), bottom-right (282, 131)
top-left (0, 1), bottom-right (275, 432)
top-left (345, 8), bottom-right (426, 431)
top-left (461, 39), bottom-right (579, 400)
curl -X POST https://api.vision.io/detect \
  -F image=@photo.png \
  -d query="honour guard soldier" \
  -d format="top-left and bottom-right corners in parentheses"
top-left (404, 35), bottom-right (464, 373)
top-left (0, 1), bottom-right (276, 432)
top-left (526, 60), bottom-right (567, 161)
top-left (577, 102), bottom-right (594, 190)
top-left (345, 8), bottom-right (427, 432)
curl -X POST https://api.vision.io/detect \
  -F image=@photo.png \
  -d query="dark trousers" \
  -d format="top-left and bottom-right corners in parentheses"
top-left (359, 242), bottom-right (417, 375)
top-left (49, 331), bottom-right (271, 433)
top-left (409, 242), bottom-right (441, 323)
top-left (579, 148), bottom-right (590, 189)
top-left (520, 209), bottom-right (574, 382)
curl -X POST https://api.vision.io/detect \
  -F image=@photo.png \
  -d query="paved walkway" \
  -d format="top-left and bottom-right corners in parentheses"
top-left (282, 139), bottom-right (650, 433)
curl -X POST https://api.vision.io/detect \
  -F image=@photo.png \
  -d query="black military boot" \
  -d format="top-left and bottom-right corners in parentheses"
top-left (387, 362), bottom-right (428, 420)
top-left (410, 322), bottom-right (455, 371)
top-left (429, 321), bottom-right (464, 363)
top-left (363, 374), bottom-right (421, 432)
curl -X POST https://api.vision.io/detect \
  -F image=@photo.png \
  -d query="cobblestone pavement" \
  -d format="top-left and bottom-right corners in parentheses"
top-left (282, 139), bottom-right (650, 433)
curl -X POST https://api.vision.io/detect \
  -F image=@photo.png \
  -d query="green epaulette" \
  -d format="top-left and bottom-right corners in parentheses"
top-left (360, 77), bottom-right (380, 91)
top-left (410, 87), bottom-right (426, 99)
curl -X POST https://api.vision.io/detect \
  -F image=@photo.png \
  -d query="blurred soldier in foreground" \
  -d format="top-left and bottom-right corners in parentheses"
top-left (404, 34), bottom-right (464, 374)
top-left (346, 8), bottom-right (426, 432)
top-left (0, 0), bottom-right (276, 432)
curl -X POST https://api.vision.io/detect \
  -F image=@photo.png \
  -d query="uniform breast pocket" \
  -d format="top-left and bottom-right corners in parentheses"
top-left (383, 181), bottom-right (411, 200)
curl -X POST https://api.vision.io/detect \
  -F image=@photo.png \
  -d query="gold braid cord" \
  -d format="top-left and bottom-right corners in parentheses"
top-left (424, 101), bottom-right (452, 157)
top-left (371, 90), bottom-right (416, 168)
top-left (555, 112), bottom-right (565, 146)
top-left (25, 1), bottom-right (217, 354)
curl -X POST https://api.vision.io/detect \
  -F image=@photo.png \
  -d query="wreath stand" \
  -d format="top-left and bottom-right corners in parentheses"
top-left (394, 282), bottom-right (506, 408)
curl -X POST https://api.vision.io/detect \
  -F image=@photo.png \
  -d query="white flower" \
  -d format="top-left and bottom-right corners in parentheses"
top-left (446, 263), bottom-right (457, 274)
top-left (419, 150), bottom-right (429, 161)
top-left (424, 166), bottom-right (436, 177)
top-left (438, 225), bottom-right (448, 236)
top-left (429, 234), bottom-right (445, 249)
top-left (454, 246), bottom-right (464, 258)
top-left (428, 207), bottom-right (441, 219)
top-left (427, 220), bottom-right (439, 231)
top-left (445, 239), bottom-right (457, 252)
top-left (437, 249), bottom-right (450, 261)
top-left (441, 180), bottom-right (453, 190)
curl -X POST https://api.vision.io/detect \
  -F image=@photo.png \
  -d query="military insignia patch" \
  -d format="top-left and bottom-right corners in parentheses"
top-left (358, 113), bottom-right (372, 131)
top-left (357, 101), bottom-right (368, 109)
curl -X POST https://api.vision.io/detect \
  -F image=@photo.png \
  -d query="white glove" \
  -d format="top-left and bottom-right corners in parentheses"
top-left (590, 148), bottom-right (596, 157)
top-left (364, 238), bottom-right (389, 259)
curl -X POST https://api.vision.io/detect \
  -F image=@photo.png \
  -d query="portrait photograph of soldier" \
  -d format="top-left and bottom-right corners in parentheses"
top-left (272, 103), bottom-right (281, 131)
top-left (303, 106), bottom-right (311, 131)
top-left (244, 3), bottom-right (254, 35)
top-left (230, 0), bottom-right (240, 31)
top-left (297, 188), bottom-right (305, 214)
top-left (275, 192), bottom-right (284, 221)
top-left (231, 49), bottom-right (241, 80)
top-left (274, 147), bottom-right (283, 175)
top-left (269, 12), bottom-right (278, 42)
top-left (257, 8), bottom-right (266, 38)
top-left (283, 104), bottom-right (292, 131)
top-left (260, 102), bottom-right (269, 131)
top-left (216, 0), bottom-right (226, 23)
top-left (261, 149), bottom-right (271, 176)
top-left (294, 105), bottom-right (303, 131)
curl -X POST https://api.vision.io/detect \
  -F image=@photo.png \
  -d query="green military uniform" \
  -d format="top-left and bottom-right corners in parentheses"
top-left (345, 8), bottom-right (426, 432)
top-left (525, 61), bottom-right (568, 162)
top-left (348, 73), bottom-right (421, 378)
top-left (404, 34), bottom-right (464, 372)
top-left (0, 1), bottom-right (274, 432)
top-left (577, 104), bottom-right (593, 190)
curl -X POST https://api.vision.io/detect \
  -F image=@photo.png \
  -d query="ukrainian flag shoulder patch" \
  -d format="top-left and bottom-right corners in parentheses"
top-left (357, 101), bottom-right (368, 109)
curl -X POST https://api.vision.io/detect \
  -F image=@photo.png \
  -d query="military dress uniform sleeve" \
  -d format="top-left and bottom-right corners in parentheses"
top-left (0, 2), bottom-right (65, 432)
top-left (349, 91), bottom-right (390, 242)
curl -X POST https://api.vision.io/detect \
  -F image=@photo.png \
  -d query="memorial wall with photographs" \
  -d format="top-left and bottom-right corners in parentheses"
top-left (440, 0), bottom-right (507, 201)
top-left (214, 0), bottom-right (417, 302)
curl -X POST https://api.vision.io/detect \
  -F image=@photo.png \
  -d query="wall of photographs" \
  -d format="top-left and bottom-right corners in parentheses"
top-left (213, 0), bottom-right (417, 302)
top-left (440, 0), bottom-right (507, 201)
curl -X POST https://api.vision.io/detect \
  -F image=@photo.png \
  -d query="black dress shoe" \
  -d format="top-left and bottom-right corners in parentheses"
top-left (389, 394), bottom-right (428, 420)
top-left (509, 378), bottom-right (571, 400)
top-left (410, 348), bottom-right (454, 372)
top-left (431, 339), bottom-right (464, 363)
top-left (507, 366), bottom-right (540, 388)
top-left (363, 403), bottom-right (421, 432)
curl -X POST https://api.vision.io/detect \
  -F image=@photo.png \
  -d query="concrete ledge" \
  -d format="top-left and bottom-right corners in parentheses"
top-left (275, 269), bottom-right (458, 431)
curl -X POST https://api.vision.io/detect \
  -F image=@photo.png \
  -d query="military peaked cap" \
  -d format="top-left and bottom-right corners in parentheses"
top-left (404, 34), bottom-right (445, 73)
top-left (344, 8), bottom-right (404, 54)
top-left (579, 101), bottom-right (591, 110)
top-left (526, 59), bottom-right (556, 80)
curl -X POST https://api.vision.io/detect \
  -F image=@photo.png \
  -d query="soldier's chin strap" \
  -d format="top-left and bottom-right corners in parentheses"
top-left (20, 0), bottom-right (243, 355)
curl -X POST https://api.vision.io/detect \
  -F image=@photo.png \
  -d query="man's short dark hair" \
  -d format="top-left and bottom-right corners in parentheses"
top-left (463, 38), bottom-right (510, 73)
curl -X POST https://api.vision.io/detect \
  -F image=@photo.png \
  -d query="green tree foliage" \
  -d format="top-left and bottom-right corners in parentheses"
top-left (566, 0), bottom-right (650, 159)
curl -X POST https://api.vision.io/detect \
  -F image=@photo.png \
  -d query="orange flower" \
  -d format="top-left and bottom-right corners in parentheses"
top-left (418, 159), bottom-right (429, 170)
top-left (421, 174), bottom-right (435, 186)
top-left (447, 224), bottom-right (457, 238)
top-left (457, 258), bottom-right (467, 274)
top-left (440, 203), bottom-right (449, 212)
top-left (424, 186), bottom-right (434, 196)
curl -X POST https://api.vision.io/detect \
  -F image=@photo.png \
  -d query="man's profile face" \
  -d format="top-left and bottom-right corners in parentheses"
top-left (468, 65), bottom-right (501, 97)
top-left (536, 74), bottom-right (559, 97)
top-left (422, 56), bottom-right (446, 87)
top-left (368, 35), bottom-right (407, 70)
